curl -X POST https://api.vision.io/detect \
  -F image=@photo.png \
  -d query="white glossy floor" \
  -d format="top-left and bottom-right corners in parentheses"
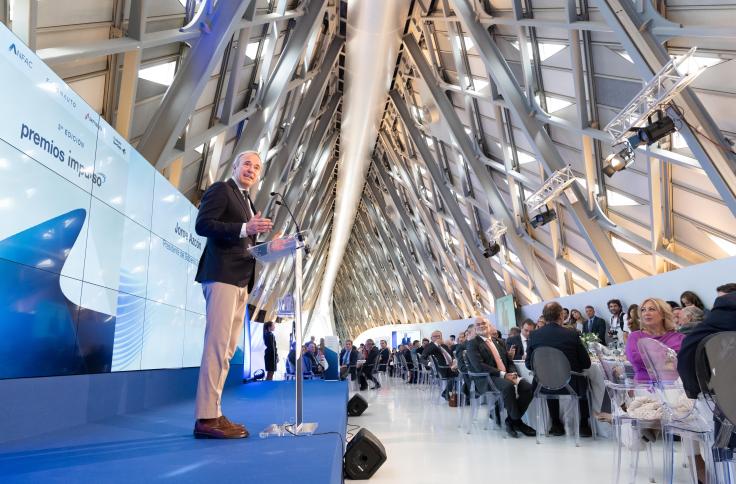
top-left (346, 375), bottom-right (697, 483)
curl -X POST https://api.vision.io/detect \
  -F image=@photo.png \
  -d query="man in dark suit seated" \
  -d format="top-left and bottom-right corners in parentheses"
top-left (403, 340), bottom-right (419, 383)
top-left (422, 330), bottom-right (458, 399)
top-left (506, 319), bottom-right (535, 361)
top-left (677, 286), bottom-right (736, 481)
top-left (303, 342), bottom-right (323, 377)
top-left (422, 331), bottom-right (457, 378)
top-left (378, 340), bottom-right (390, 372)
top-left (466, 318), bottom-right (535, 438)
top-left (454, 325), bottom-right (474, 397)
top-left (582, 305), bottom-right (608, 346)
top-left (339, 339), bottom-right (358, 381)
top-left (679, 286), bottom-right (736, 398)
top-left (526, 302), bottom-right (593, 438)
top-left (359, 339), bottom-right (381, 390)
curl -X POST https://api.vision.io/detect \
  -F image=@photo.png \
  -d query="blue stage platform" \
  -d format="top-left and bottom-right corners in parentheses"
top-left (0, 380), bottom-right (348, 483)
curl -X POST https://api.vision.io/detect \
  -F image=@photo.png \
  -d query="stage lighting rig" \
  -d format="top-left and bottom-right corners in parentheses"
top-left (525, 165), bottom-right (576, 213)
top-left (604, 47), bottom-right (705, 146)
top-left (483, 241), bottom-right (501, 258)
top-left (529, 208), bottom-right (557, 229)
top-left (602, 113), bottom-right (677, 177)
top-left (482, 221), bottom-right (506, 258)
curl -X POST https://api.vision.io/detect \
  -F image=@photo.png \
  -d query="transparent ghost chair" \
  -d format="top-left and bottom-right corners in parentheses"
top-left (638, 338), bottom-right (717, 483)
top-left (696, 331), bottom-right (736, 483)
top-left (593, 343), bottom-right (658, 484)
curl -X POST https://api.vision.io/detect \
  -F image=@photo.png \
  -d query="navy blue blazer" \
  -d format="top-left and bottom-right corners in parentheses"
top-left (195, 178), bottom-right (258, 289)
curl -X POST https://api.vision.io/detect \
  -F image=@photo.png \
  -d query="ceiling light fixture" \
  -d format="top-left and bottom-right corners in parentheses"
top-left (529, 208), bottom-right (557, 228)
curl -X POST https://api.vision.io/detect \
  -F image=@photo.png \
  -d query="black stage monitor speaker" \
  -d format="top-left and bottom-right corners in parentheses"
top-left (344, 428), bottom-right (387, 480)
top-left (347, 394), bottom-right (368, 417)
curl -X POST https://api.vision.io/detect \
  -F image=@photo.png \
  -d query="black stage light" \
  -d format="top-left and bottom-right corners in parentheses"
top-left (483, 241), bottom-right (501, 258)
top-left (627, 115), bottom-right (676, 148)
top-left (529, 208), bottom-right (557, 229)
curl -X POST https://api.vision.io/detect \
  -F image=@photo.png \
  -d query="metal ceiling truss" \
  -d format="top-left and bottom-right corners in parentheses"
top-left (592, 0), bottom-right (736, 218)
top-left (366, 171), bottom-right (454, 320)
top-left (376, 137), bottom-right (476, 314)
top-left (389, 89), bottom-right (507, 301)
top-left (136, 0), bottom-right (255, 168)
top-left (402, 32), bottom-right (560, 300)
top-left (227, 0), bottom-right (328, 165)
top-left (447, 0), bottom-right (633, 285)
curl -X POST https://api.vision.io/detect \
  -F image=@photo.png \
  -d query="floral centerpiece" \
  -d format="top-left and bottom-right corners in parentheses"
top-left (580, 332), bottom-right (599, 353)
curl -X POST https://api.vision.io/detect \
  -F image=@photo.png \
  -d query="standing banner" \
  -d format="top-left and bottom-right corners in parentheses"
top-left (323, 335), bottom-right (340, 380)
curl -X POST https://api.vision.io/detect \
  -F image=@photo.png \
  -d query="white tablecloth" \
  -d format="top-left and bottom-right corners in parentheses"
top-left (514, 360), bottom-right (611, 438)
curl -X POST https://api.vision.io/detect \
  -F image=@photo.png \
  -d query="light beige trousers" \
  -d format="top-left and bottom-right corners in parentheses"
top-left (194, 281), bottom-right (248, 420)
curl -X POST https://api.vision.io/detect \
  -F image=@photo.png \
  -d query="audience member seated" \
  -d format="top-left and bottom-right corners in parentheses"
top-left (536, 316), bottom-right (546, 328)
top-left (625, 298), bottom-right (684, 382)
top-left (583, 305), bottom-right (608, 346)
top-left (526, 301), bottom-right (594, 438)
top-left (506, 319), bottom-right (534, 361)
top-left (466, 318), bottom-right (535, 438)
top-left (678, 283), bottom-right (736, 399)
top-left (417, 338), bottom-right (429, 357)
top-left (677, 305), bottom-right (704, 335)
top-left (423, 330), bottom-right (458, 399)
top-left (389, 348), bottom-right (397, 376)
top-left (678, 284), bottom-right (736, 459)
top-left (402, 344), bottom-right (416, 383)
top-left (563, 308), bottom-right (570, 324)
top-left (625, 304), bottom-right (640, 343)
top-left (358, 339), bottom-right (381, 390)
top-left (339, 339), bottom-right (358, 381)
top-left (378, 340), bottom-right (390, 371)
top-left (452, 330), bottom-right (467, 369)
top-left (455, 325), bottom-right (475, 397)
top-left (671, 304), bottom-right (683, 329)
top-left (569, 309), bottom-right (584, 334)
top-left (680, 290), bottom-right (706, 314)
top-left (449, 335), bottom-right (457, 352)
top-left (302, 342), bottom-right (324, 377)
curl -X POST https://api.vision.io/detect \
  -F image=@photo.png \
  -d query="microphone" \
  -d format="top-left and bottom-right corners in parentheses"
top-left (270, 192), bottom-right (309, 255)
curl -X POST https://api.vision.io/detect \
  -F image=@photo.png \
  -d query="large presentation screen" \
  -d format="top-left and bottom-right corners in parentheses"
top-left (0, 24), bottom-right (242, 379)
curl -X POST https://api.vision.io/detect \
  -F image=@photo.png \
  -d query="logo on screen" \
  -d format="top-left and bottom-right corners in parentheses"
top-left (84, 112), bottom-right (101, 131)
top-left (112, 136), bottom-right (127, 155)
top-left (8, 43), bottom-right (32, 68)
top-left (20, 123), bottom-right (108, 187)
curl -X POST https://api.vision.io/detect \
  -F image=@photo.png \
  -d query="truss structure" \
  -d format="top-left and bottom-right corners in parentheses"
top-left (486, 221), bottom-right (508, 243)
top-left (604, 47), bottom-right (706, 145)
top-left (525, 165), bottom-right (576, 213)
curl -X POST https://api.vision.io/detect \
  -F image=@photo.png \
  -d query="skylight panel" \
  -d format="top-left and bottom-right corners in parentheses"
top-left (138, 61), bottom-right (176, 86)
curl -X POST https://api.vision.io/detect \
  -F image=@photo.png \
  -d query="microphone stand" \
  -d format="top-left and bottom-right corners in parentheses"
top-left (270, 192), bottom-right (309, 255)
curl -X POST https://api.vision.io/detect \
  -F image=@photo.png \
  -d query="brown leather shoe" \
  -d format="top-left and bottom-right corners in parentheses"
top-left (194, 418), bottom-right (247, 439)
top-left (219, 416), bottom-right (249, 436)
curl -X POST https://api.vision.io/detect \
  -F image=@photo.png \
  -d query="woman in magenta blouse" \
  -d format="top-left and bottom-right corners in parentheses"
top-left (625, 297), bottom-right (685, 382)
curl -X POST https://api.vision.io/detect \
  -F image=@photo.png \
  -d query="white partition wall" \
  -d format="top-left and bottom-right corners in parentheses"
top-left (520, 256), bottom-right (736, 321)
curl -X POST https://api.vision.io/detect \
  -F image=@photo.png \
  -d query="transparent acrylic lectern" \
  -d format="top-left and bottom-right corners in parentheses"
top-left (249, 231), bottom-right (318, 437)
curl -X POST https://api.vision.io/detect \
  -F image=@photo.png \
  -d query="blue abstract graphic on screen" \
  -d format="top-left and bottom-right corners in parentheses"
top-left (0, 210), bottom-right (116, 378)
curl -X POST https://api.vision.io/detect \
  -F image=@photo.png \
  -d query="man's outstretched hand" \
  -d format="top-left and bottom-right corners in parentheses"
top-left (246, 212), bottom-right (273, 236)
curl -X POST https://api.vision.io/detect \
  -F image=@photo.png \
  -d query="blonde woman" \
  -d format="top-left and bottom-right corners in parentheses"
top-left (624, 298), bottom-right (685, 382)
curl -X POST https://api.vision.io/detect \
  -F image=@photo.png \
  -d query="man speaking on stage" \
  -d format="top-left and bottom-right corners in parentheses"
top-left (193, 150), bottom-right (273, 439)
